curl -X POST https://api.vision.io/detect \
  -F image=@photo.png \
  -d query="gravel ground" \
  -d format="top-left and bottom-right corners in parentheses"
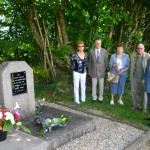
top-left (138, 140), bottom-right (150, 150)
top-left (39, 101), bottom-right (145, 150)
top-left (56, 119), bottom-right (144, 150)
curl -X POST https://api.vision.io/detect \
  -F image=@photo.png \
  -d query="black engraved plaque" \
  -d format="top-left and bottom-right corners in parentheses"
top-left (11, 71), bottom-right (27, 96)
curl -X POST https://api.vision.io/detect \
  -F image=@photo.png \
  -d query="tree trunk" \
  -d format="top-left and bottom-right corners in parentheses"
top-left (29, 8), bottom-right (44, 51)
top-left (109, 1), bottom-right (117, 39)
top-left (118, 1), bottom-right (127, 44)
top-left (28, 2), bottom-right (56, 78)
top-left (57, 9), bottom-right (69, 45)
top-left (118, 22), bottom-right (123, 44)
top-left (56, 15), bottom-right (63, 46)
top-left (125, 2), bottom-right (142, 50)
top-left (43, 20), bottom-right (56, 77)
top-left (55, 0), bottom-right (73, 67)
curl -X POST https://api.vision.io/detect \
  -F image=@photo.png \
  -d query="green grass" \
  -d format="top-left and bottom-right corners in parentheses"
top-left (35, 74), bottom-right (150, 130)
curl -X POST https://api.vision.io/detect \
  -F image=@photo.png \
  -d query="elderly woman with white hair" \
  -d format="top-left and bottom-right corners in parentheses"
top-left (109, 44), bottom-right (130, 105)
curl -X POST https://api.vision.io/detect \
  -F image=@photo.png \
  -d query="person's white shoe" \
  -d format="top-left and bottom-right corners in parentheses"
top-left (98, 97), bottom-right (103, 101)
top-left (118, 100), bottom-right (124, 105)
top-left (110, 100), bottom-right (114, 105)
top-left (74, 101), bottom-right (80, 104)
top-left (81, 100), bottom-right (85, 102)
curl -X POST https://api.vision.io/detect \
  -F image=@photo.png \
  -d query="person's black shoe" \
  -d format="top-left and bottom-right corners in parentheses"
top-left (98, 100), bottom-right (103, 103)
top-left (144, 117), bottom-right (150, 121)
top-left (91, 100), bottom-right (96, 103)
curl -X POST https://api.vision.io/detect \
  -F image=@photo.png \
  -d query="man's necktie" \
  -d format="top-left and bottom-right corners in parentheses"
top-left (97, 50), bottom-right (100, 60)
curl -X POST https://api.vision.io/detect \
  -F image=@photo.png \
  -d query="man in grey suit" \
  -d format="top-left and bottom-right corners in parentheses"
top-left (130, 43), bottom-right (150, 112)
top-left (89, 38), bottom-right (108, 102)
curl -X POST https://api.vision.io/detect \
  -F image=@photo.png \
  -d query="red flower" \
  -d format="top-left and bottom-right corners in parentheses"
top-left (1, 107), bottom-right (9, 118)
top-left (13, 110), bottom-right (20, 119)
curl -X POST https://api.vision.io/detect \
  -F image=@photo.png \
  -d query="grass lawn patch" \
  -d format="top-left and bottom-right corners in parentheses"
top-left (35, 74), bottom-right (150, 131)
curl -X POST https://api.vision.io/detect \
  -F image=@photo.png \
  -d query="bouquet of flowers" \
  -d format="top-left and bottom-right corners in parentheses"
top-left (35, 101), bottom-right (70, 137)
top-left (0, 103), bottom-right (30, 133)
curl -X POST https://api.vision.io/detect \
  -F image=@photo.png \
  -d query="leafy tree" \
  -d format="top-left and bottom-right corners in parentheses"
top-left (0, 0), bottom-right (150, 79)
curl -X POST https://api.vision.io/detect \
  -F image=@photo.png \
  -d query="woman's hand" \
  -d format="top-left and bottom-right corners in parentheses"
top-left (118, 69), bottom-right (124, 74)
top-left (118, 68), bottom-right (128, 74)
top-left (112, 63), bottom-right (118, 67)
top-left (141, 80), bottom-right (145, 86)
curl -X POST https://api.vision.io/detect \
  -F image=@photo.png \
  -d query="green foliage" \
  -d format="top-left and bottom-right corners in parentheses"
top-left (3, 120), bottom-right (13, 131)
top-left (18, 124), bottom-right (31, 134)
top-left (0, 39), bottom-right (38, 64)
top-left (3, 119), bottom-right (30, 133)
top-left (51, 115), bottom-right (70, 126)
top-left (38, 129), bottom-right (44, 137)
top-left (50, 44), bottom-right (71, 57)
top-left (132, 32), bottom-right (143, 43)
top-left (33, 67), bottom-right (50, 83)
top-left (0, 0), bottom-right (150, 71)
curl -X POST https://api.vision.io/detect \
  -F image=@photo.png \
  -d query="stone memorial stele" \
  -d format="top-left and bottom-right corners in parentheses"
top-left (0, 61), bottom-right (35, 117)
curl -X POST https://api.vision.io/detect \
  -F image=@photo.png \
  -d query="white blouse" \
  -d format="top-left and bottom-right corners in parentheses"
top-left (117, 59), bottom-right (123, 71)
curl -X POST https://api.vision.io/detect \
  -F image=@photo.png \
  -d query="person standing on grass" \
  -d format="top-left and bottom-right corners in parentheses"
top-left (71, 41), bottom-right (88, 104)
top-left (109, 44), bottom-right (130, 105)
top-left (130, 43), bottom-right (150, 112)
top-left (89, 37), bottom-right (108, 103)
top-left (142, 59), bottom-right (150, 119)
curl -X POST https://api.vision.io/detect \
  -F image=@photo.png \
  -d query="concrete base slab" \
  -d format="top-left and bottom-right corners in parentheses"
top-left (0, 130), bottom-right (47, 150)
top-left (125, 130), bottom-right (150, 150)
top-left (0, 105), bottom-right (96, 150)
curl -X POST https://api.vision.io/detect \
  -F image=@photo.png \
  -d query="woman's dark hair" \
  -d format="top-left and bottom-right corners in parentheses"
top-left (117, 44), bottom-right (123, 48)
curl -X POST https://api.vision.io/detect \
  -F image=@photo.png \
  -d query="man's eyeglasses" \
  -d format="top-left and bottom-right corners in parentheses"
top-left (78, 46), bottom-right (84, 47)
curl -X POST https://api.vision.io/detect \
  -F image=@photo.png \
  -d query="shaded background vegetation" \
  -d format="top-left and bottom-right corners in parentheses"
top-left (0, 0), bottom-right (150, 79)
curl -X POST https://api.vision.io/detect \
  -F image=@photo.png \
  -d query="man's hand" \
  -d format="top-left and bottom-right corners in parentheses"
top-left (141, 80), bottom-right (145, 86)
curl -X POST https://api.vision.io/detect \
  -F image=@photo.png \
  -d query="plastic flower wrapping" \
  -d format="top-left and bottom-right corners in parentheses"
top-left (0, 102), bottom-right (30, 133)
top-left (35, 101), bottom-right (70, 137)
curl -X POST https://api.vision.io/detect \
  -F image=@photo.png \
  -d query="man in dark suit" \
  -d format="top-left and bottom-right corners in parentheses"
top-left (89, 38), bottom-right (108, 102)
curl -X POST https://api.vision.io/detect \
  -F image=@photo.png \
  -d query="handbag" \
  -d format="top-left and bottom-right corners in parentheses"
top-left (107, 72), bottom-right (119, 83)
top-left (107, 65), bottom-right (119, 83)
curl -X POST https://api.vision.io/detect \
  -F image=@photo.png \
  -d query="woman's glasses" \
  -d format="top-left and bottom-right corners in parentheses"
top-left (78, 45), bottom-right (84, 47)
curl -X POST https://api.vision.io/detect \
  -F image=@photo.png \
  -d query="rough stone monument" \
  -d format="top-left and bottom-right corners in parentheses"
top-left (0, 61), bottom-right (35, 117)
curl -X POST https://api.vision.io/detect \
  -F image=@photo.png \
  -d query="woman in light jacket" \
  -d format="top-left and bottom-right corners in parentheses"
top-left (71, 41), bottom-right (88, 104)
top-left (109, 44), bottom-right (130, 105)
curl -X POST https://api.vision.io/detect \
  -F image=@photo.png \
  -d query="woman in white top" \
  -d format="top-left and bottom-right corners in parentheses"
top-left (109, 44), bottom-right (130, 105)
